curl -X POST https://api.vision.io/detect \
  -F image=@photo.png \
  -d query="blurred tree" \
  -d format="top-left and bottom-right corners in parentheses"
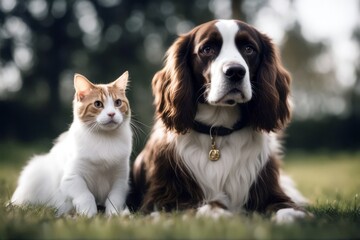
top-left (231, 0), bottom-right (245, 20)
top-left (1, 0), bottom-right (84, 139)
top-left (349, 25), bottom-right (360, 118)
top-left (280, 22), bottom-right (342, 120)
top-left (0, 0), bottom-right (216, 154)
top-left (283, 4), bottom-right (360, 151)
top-left (0, 0), bottom-right (359, 152)
top-left (237, 0), bottom-right (360, 151)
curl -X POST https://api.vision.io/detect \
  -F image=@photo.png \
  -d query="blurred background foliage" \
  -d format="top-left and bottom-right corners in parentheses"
top-left (0, 0), bottom-right (359, 156)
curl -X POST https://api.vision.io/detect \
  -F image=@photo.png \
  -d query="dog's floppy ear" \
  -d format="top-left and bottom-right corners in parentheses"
top-left (152, 33), bottom-right (196, 134)
top-left (246, 33), bottom-right (291, 132)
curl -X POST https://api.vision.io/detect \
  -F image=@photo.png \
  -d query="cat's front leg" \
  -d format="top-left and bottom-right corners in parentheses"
top-left (105, 177), bottom-right (128, 216)
top-left (61, 174), bottom-right (97, 217)
top-left (72, 193), bottom-right (98, 217)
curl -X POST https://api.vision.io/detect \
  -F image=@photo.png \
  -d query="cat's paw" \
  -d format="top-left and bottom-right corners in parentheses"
top-left (56, 200), bottom-right (73, 217)
top-left (105, 198), bottom-right (124, 217)
top-left (105, 205), bottom-right (121, 217)
top-left (73, 195), bottom-right (97, 217)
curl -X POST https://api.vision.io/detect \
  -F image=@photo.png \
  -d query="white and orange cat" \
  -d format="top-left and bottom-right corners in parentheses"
top-left (11, 71), bottom-right (132, 217)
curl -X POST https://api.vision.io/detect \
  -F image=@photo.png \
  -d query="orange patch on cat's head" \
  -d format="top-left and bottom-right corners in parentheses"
top-left (74, 74), bottom-right (96, 101)
top-left (72, 72), bottom-right (131, 124)
top-left (108, 71), bottom-right (130, 115)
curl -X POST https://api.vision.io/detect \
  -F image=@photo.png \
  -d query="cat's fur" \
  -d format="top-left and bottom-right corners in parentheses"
top-left (11, 71), bottom-right (132, 217)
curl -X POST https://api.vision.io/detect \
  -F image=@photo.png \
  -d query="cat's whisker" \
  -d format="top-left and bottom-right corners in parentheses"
top-left (130, 115), bottom-right (151, 143)
top-left (86, 122), bottom-right (98, 134)
top-left (130, 118), bottom-right (148, 146)
top-left (131, 116), bottom-right (151, 129)
top-left (130, 121), bottom-right (147, 137)
top-left (130, 122), bottom-right (141, 146)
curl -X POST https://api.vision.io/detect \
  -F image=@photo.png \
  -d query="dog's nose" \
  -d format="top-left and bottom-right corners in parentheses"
top-left (223, 63), bottom-right (246, 82)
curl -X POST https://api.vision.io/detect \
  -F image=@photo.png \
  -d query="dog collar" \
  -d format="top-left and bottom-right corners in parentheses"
top-left (192, 119), bottom-right (247, 137)
top-left (192, 119), bottom-right (247, 161)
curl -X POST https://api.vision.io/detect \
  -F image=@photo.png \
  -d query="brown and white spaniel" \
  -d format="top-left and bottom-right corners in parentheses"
top-left (128, 19), bottom-right (308, 223)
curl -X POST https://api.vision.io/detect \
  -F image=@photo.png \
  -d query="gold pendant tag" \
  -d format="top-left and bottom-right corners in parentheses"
top-left (209, 136), bottom-right (220, 161)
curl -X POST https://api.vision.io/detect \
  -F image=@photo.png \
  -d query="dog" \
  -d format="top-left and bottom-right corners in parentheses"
top-left (128, 19), bottom-right (308, 223)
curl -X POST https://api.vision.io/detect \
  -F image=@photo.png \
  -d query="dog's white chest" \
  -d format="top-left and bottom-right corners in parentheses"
top-left (177, 128), bottom-right (273, 211)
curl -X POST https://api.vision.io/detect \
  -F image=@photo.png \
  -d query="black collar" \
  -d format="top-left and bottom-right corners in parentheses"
top-left (192, 119), bottom-right (247, 137)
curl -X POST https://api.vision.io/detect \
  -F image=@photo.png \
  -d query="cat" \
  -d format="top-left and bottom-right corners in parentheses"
top-left (11, 71), bottom-right (133, 217)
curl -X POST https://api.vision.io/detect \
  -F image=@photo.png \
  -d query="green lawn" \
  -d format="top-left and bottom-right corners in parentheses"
top-left (0, 141), bottom-right (359, 239)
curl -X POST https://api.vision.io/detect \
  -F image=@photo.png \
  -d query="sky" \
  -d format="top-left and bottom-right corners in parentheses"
top-left (253, 0), bottom-right (359, 89)
top-left (295, 0), bottom-right (359, 89)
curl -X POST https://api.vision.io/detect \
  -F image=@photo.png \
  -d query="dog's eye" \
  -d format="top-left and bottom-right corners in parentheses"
top-left (244, 46), bottom-right (255, 55)
top-left (200, 45), bottom-right (217, 56)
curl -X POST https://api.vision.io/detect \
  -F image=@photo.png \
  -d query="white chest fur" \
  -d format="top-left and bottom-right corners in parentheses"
top-left (62, 119), bottom-right (132, 203)
top-left (176, 127), bottom-right (276, 212)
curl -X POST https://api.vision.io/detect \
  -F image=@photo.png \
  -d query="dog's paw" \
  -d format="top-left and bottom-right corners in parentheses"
top-left (196, 204), bottom-right (233, 220)
top-left (273, 208), bottom-right (308, 224)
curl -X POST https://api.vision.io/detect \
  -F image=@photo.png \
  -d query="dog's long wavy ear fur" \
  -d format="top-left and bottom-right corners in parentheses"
top-left (152, 33), bottom-right (195, 134)
top-left (246, 33), bottom-right (291, 132)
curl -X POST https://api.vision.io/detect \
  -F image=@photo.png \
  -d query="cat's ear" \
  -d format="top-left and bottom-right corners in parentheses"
top-left (113, 71), bottom-right (129, 90)
top-left (74, 74), bottom-right (94, 101)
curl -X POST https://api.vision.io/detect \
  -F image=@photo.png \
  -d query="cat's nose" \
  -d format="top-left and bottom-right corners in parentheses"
top-left (107, 112), bottom-right (115, 118)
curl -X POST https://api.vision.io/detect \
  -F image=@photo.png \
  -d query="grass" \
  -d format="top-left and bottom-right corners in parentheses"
top-left (0, 141), bottom-right (359, 239)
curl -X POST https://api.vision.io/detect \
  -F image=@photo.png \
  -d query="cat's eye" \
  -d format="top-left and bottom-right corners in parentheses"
top-left (114, 99), bottom-right (122, 107)
top-left (94, 100), bottom-right (103, 108)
